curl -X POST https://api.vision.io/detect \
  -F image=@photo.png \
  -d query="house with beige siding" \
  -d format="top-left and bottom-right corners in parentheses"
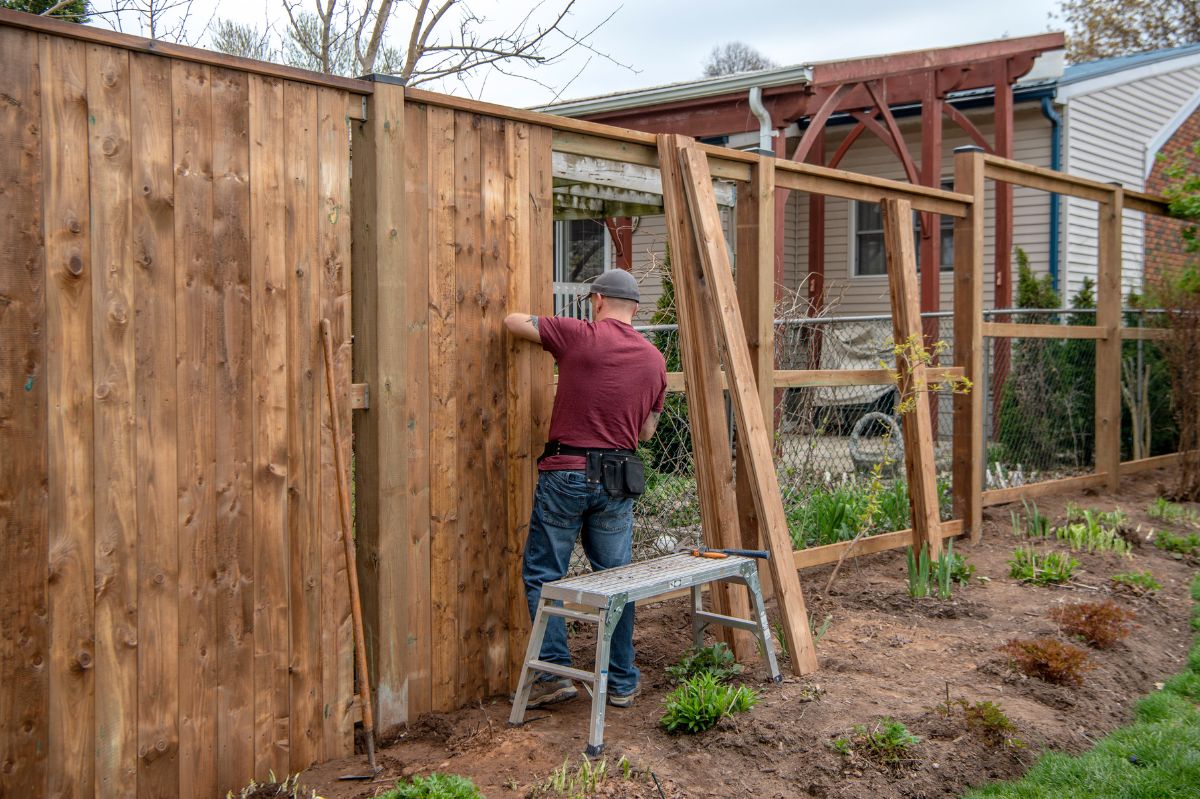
top-left (540, 38), bottom-right (1200, 322)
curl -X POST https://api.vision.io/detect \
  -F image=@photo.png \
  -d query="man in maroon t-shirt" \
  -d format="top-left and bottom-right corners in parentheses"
top-left (505, 269), bottom-right (667, 710)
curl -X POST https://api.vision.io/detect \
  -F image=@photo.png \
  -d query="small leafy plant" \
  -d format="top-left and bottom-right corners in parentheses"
top-left (1011, 499), bottom-right (1051, 538)
top-left (1148, 496), bottom-right (1199, 525)
top-left (936, 698), bottom-right (1023, 748)
top-left (1008, 547), bottom-right (1078, 585)
top-left (227, 774), bottom-right (323, 799)
top-left (906, 543), bottom-right (931, 598)
top-left (660, 672), bottom-right (758, 734)
top-left (831, 717), bottom-right (921, 765)
top-left (381, 773), bottom-right (483, 799)
top-left (1051, 511), bottom-right (1132, 555)
top-left (531, 756), bottom-right (636, 798)
top-left (1154, 530), bottom-right (1200, 556)
top-left (665, 642), bottom-right (743, 684)
top-left (1111, 570), bottom-right (1162, 594)
top-left (1049, 600), bottom-right (1136, 649)
top-left (1001, 637), bottom-right (1093, 686)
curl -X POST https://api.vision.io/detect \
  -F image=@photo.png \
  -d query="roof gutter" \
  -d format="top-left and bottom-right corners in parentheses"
top-left (536, 64), bottom-right (813, 117)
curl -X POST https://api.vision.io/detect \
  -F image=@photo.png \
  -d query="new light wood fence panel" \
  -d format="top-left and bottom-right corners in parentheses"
top-left (0, 25), bottom-right (355, 798)
top-left (352, 88), bottom-right (553, 731)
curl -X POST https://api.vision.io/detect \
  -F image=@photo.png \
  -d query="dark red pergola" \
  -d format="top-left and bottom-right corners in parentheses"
top-left (569, 33), bottom-right (1065, 323)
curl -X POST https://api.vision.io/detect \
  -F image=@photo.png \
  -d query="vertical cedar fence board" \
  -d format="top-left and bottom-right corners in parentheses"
top-left (351, 82), bottom-right (554, 732)
top-left (0, 18), bottom-right (357, 798)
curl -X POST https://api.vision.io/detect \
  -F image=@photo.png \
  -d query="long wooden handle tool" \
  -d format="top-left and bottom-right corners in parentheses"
top-left (321, 318), bottom-right (379, 776)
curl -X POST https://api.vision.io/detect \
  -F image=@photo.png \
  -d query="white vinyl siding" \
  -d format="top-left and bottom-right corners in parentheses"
top-left (1062, 63), bottom-right (1200, 299)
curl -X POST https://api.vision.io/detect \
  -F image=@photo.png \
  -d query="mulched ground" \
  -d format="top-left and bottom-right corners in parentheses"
top-left (305, 468), bottom-right (1198, 799)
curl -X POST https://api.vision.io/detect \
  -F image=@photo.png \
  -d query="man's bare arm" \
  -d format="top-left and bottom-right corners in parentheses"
top-left (639, 410), bottom-right (661, 442)
top-left (504, 312), bottom-right (541, 343)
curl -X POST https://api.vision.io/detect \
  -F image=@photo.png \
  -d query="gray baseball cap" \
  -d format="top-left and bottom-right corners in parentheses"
top-left (589, 269), bottom-right (640, 303)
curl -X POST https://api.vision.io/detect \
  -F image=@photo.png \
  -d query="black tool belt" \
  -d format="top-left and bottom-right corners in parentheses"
top-left (538, 440), bottom-right (646, 499)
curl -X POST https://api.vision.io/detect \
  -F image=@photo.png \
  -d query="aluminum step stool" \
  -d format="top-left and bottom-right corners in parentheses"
top-left (508, 552), bottom-right (781, 755)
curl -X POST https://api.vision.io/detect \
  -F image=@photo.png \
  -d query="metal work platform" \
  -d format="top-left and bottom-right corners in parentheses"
top-left (508, 553), bottom-right (781, 755)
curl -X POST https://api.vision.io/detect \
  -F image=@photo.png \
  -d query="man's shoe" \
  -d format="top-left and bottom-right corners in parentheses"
top-left (607, 685), bottom-right (640, 708)
top-left (523, 677), bottom-right (578, 708)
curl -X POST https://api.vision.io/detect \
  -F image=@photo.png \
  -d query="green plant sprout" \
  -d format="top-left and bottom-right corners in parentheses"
top-left (1148, 497), bottom-right (1199, 525)
top-left (831, 717), bottom-right (922, 764)
top-left (1008, 546), bottom-right (1078, 585)
top-left (1154, 530), bottom-right (1200, 556)
top-left (665, 643), bottom-right (744, 684)
top-left (1011, 499), bottom-right (1051, 539)
top-left (1051, 510), bottom-right (1132, 555)
top-left (659, 672), bottom-right (758, 734)
top-left (381, 773), bottom-right (483, 799)
top-left (1111, 570), bottom-right (1162, 593)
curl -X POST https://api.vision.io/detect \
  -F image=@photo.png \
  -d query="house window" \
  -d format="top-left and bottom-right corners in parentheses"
top-left (553, 219), bottom-right (611, 317)
top-left (853, 181), bottom-right (955, 276)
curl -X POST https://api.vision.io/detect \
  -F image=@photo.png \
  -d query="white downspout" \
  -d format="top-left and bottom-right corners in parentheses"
top-left (748, 86), bottom-right (775, 154)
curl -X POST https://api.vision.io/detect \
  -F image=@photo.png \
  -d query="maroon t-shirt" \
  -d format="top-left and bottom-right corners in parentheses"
top-left (538, 317), bottom-right (667, 471)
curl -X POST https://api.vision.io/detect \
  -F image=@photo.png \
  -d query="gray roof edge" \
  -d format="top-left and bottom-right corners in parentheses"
top-left (1060, 42), bottom-right (1200, 86)
top-left (534, 64), bottom-right (813, 116)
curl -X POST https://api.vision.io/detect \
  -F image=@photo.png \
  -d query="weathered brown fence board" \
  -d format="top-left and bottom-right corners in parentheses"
top-left (0, 24), bottom-right (49, 796)
top-left (0, 22), bottom-right (354, 797)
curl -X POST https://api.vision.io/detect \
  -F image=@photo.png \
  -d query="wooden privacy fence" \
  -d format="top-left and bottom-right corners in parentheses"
top-left (0, 11), bottom-right (362, 798)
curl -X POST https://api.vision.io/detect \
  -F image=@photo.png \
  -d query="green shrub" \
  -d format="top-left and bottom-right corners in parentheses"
top-left (1008, 547), bottom-right (1078, 585)
top-left (665, 643), bottom-right (743, 684)
top-left (1147, 497), bottom-right (1199, 525)
top-left (1111, 570), bottom-right (1162, 594)
top-left (832, 718), bottom-right (921, 764)
top-left (660, 672), bottom-right (758, 734)
top-left (1051, 511), bottom-right (1132, 555)
top-left (381, 774), bottom-right (483, 799)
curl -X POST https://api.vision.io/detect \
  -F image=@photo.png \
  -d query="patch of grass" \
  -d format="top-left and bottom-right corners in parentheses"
top-left (831, 717), bottom-right (921, 765)
top-left (1001, 637), bottom-right (1093, 686)
top-left (659, 672), bottom-right (758, 734)
top-left (1008, 546), bottom-right (1078, 585)
top-left (380, 773), bottom-right (483, 799)
top-left (965, 572), bottom-right (1200, 799)
top-left (665, 642), bottom-right (743, 684)
top-left (1147, 496), bottom-right (1199, 525)
top-left (1154, 530), bottom-right (1200, 556)
top-left (530, 756), bottom-right (636, 798)
top-left (1049, 601), bottom-right (1136, 649)
top-left (1111, 570), bottom-right (1162, 594)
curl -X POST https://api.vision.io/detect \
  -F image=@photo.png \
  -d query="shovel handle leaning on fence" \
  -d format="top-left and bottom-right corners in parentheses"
top-left (685, 547), bottom-right (770, 560)
top-left (320, 318), bottom-right (379, 775)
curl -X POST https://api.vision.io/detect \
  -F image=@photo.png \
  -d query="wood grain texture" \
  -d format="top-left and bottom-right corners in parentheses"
top-left (1096, 188), bottom-right (1123, 493)
top-left (0, 26), bottom-right (48, 798)
top-left (479, 115), bottom-right (510, 693)
top-left (952, 149), bottom-right (984, 543)
top-left (399, 101), bottom-right (432, 718)
top-left (317, 85), bottom-right (355, 758)
top-left (349, 80), bottom-right (407, 732)
top-left (656, 135), bottom-right (751, 658)
top-left (881, 198), bottom-right (943, 560)
top-left (248, 73), bottom-right (291, 780)
top-left (130, 51), bottom-right (180, 798)
top-left (283, 79), bottom-right (323, 769)
top-left (674, 140), bottom-right (817, 675)
top-left (42, 33), bottom-right (97, 798)
top-left (504, 119), bottom-right (533, 686)
top-left (454, 109), bottom-right (486, 703)
top-left (172, 58), bottom-right (217, 799)
top-left (426, 104), bottom-right (459, 711)
top-left (87, 42), bottom-right (138, 799)
top-left (210, 66), bottom-right (255, 791)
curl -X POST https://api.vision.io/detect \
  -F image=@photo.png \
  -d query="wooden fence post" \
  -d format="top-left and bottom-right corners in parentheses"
top-left (1097, 185), bottom-right (1124, 492)
top-left (350, 78), bottom-right (410, 734)
top-left (735, 156), bottom-right (776, 599)
top-left (881, 198), bottom-right (944, 560)
top-left (952, 147), bottom-right (985, 542)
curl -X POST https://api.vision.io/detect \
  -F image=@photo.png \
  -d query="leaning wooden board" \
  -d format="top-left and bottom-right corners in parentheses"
top-left (668, 137), bottom-right (818, 675)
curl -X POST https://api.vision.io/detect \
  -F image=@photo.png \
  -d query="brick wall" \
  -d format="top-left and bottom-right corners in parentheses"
top-left (1145, 105), bottom-right (1200, 283)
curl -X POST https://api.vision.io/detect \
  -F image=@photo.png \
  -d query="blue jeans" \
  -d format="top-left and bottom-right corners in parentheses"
top-left (523, 470), bottom-right (640, 695)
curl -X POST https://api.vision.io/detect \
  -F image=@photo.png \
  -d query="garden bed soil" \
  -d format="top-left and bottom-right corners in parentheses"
top-left (304, 469), bottom-right (1198, 799)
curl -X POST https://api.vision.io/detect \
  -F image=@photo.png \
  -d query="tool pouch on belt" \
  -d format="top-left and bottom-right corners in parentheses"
top-left (586, 451), bottom-right (646, 500)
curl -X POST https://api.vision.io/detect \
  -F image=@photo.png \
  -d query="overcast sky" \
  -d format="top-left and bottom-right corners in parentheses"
top-left (156, 0), bottom-right (1065, 107)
